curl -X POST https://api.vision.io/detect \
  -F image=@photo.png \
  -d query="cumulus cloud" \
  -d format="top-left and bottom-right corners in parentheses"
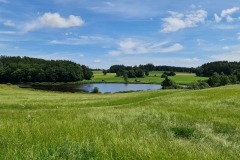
top-left (214, 7), bottom-right (240, 23)
top-left (109, 38), bottom-right (183, 56)
top-left (23, 12), bottom-right (84, 32)
top-left (221, 7), bottom-right (239, 17)
top-left (161, 10), bottom-right (207, 33)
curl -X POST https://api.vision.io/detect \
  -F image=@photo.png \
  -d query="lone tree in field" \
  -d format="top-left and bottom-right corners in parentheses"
top-left (102, 70), bottom-right (107, 75)
top-left (161, 77), bottom-right (175, 89)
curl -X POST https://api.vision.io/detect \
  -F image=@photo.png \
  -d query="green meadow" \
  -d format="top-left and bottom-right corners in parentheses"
top-left (0, 84), bottom-right (240, 159)
top-left (84, 71), bottom-right (208, 84)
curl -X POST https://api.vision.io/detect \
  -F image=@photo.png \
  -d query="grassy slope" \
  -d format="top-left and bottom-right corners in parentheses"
top-left (84, 71), bottom-right (208, 84)
top-left (0, 85), bottom-right (240, 159)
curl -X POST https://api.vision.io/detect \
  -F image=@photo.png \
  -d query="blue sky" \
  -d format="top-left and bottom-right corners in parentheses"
top-left (1, 0), bottom-right (240, 68)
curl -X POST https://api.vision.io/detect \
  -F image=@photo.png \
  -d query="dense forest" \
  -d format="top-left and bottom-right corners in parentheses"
top-left (196, 61), bottom-right (240, 77)
top-left (0, 56), bottom-right (93, 83)
top-left (109, 64), bottom-right (195, 75)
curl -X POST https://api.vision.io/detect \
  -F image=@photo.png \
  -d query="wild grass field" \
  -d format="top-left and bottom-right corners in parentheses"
top-left (0, 84), bottom-right (240, 159)
top-left (85, 71), bottom-right (208, 84)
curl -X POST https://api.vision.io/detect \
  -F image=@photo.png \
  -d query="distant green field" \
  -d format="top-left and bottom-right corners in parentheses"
top-left (0, 84), bottom-right (240, 159)
top-left (87, 71), bottom-right (208, 84)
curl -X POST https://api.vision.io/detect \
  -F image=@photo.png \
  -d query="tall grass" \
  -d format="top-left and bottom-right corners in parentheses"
top-left (0, 84), bottom-right (240, 159)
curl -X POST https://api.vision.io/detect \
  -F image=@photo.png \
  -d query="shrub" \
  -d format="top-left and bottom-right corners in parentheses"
top-left (161, 74), bottom-right (168, 78)
top-left (92, 87), bottom-right (99, 93)
top-left (161, 77), bottom-right (179, 89)
top-left (187, 80), bottom-right (210, 89)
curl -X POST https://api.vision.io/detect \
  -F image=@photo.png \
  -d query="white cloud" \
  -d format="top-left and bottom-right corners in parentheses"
top-left (161, 10), bottom-right (207, 33)
top-left (226, 16), bottom-right (234, 23)
top-left (23, 12), bottom-right (84, 32)
top-left (109, 38), bottom-right (183, 56)
top-left (214, 14), bottom-right (222, 23)
top-left (3, 20), bottom-right (15, 27)
top-left (214, 7), bottom-right (240, 23)
top-left (221, 7), bottom-right (239, 17)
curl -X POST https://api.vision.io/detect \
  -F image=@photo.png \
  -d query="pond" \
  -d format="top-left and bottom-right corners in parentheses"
top-left (19, 83), bottom-right (162, 93)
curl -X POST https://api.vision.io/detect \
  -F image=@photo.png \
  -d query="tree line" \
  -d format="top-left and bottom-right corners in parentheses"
top-left (109, 64), bottom-right (195, 74)
top-left (195, 61), bottom-right (240, 77)
top-left (108, 64), bottom-right (193, 78)
top-left (0, 56), bottom-right (93, 83)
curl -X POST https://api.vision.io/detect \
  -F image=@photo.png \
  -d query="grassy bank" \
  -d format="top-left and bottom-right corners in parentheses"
top-left (0, 85), bottom-right (240, 159)
top-left (84, 71), bottom-right (208, 84)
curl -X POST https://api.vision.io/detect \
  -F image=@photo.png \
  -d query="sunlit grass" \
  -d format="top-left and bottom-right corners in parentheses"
top-left (0, 84), bottom-right (240, 159)
top-left (87, 71), bottom-right (208, 84)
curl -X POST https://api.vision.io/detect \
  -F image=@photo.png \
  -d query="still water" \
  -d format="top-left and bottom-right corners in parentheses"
top-left (20, 83), bottom-right (162, 93)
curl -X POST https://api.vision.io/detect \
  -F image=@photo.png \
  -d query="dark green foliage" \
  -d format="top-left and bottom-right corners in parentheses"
top-left (82, 65), bottom-right (93, 80)
top-left (219, 73), bottom-right (230, 86)
top-left (196, 61), bottom-right (240, 77)
top-left (233, 70), bottom-right (240, 81)
top-left (0, 56), bottom-right (85, 83)
top-left (171, 127), bottom-right (196, 139)
top-left (187, 80), bottom-right (210, 89)
top-left (145, 70), bottom-right (149, 76)
top-left (109, 64), bottom-right (195, 74)
top-left (109, 65), bottom-right (125, 73)
top-left (161, 74), bottom-right (168, 78)
top-left (229, 74), bottom-right (238, 84)
top-left (102, 70), bottom-right (107, 75)
top-left (123, 74), bottom-right (128, 83)
top-left (208, 72), bottom-right (232, 87)
top-left (127, 70), bottom-right (136, 78)
top-left (161, 71), bottom-right (176, 78)
top-left (135, 69), bottom-right (144, 78)
top-left (161, 77), bottom-right (177, 89)
top-left (92, 87), bottom-right (99, 93)
top-left (139, 63), bottom-right (155, 71)
top-left (208, 72), bottom-right (221, 87)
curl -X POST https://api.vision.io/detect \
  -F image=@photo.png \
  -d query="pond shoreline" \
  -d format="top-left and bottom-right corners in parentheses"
top-left (16, 82), bottom-right (162, 94)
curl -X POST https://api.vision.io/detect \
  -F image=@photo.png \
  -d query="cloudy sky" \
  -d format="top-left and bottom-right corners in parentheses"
top-left (1, 0), bottom-right (240, 68)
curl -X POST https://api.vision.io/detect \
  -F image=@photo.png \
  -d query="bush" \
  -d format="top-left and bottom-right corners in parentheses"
top-left (187, 80), bottom-right (210, 89)
top-left (161, 74), bottom-right (168, 78)
top-left (161, 77), bottom-right (179, 89)
top-left (162, 71), bottom-right (176, 77)
top-left (92, 87), bottom-right (99, 93)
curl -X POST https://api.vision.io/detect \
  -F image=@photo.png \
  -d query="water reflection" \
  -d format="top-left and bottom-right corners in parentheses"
top-left (19, 83), bottom-right (162, 93)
